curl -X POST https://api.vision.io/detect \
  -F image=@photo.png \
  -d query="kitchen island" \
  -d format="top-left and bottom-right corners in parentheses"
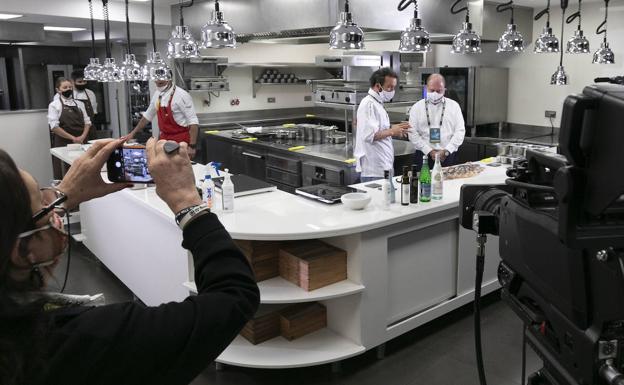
top-left (51, 146), bottom-right (507, 369)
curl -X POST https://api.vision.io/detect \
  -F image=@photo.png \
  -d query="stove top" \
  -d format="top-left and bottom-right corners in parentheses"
top-left (295, 184), bottom-right (364, 204)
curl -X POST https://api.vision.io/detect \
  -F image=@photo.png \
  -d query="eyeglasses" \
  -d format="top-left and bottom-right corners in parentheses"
top-left (18, 213), bottom-right (69, 240)
top-left (32, 187), bottom-right (67, 223)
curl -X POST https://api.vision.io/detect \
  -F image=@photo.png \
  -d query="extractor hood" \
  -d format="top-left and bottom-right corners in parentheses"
top-left (176, 0), bottom-right (533, 46)
top-left (0, 21), bottom-right (45, 43)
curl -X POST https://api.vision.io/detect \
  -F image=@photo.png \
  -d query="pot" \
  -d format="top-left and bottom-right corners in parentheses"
top-left (274, 130), bottom-right (298, 140)
top-left (299, 124), bottom-right (318, 141)
top-left (496, 142), bottom-right (513, 156)
top-left (313, 126), bottom-right (337, 144)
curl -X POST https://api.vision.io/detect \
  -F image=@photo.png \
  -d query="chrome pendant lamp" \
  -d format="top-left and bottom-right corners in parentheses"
top-left (329, 0), bottom-right (364, 50)
top-left (496, 1), bottom-right (524, 52)
top-left (593, 0), bottom-right (614, 64)
top-left (450, 0), bottom-right (482, 54)
top-left (565, 0), bottom-right (590, 53)
top-left (119, 0), bottom-right (143, 81)
top-left (551, 0), bottom-right (569, 85)
top-left (99, 0), bottom-right (122, 83)
top-left (534, 0), bottom-right (559, 53)
top-left (398, 0), bottom-right (431, 53)
top-left (200, 0), bottom-right (237, 49)
top-left (142, 0), bottom-right (172, 81)
top-left (168, 0), bottom-right (199, 58)
top-left (83, 0), bottom-right (102, 81)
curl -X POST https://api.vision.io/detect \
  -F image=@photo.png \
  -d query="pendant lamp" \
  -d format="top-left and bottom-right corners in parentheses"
top-left (329, 0), bottom-right (364, 50)
top-left (119, 0), bottom-right (143, 81)
top-left (450, 0), bottom-right (482, 54)
top-left (200, 0), bottom-right (237, 49)
top-left (398, 0), bottom-right (431, 53)
top-left (496, 1), bottom-right (524, 52)
top-left (99, 0), bottom-right (122, 83)
top-left (550, 1), bottom-right (569, 85)
top-left (534, 0), bottom-right (559, 53)
top-left (565, 0), bottom-right (590, 53)
top-left (593, 0), bottom-right (614, 64)
top-left (84, 0), bottom-right (102, 81)
top-left (168, 0), bottom-right (199, 58)
top-left (142, 0), bottom-right (172, 80)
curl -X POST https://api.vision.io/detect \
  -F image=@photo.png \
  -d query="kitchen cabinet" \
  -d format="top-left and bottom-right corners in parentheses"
top-left (230, 145), bottom-right (267, 181)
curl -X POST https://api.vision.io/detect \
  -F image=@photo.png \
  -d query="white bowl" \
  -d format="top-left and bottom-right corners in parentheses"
top-left (341, 192), bottom-right (371, 210)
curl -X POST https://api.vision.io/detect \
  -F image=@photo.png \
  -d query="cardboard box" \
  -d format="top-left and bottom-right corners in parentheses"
top-left (279, 240), bottom-right (347, 291)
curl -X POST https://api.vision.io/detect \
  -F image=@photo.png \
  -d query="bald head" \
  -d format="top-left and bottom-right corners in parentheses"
top-left (426, 74), bottom-right (446, 94)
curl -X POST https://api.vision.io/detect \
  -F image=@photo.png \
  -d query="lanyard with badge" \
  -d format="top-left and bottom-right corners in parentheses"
top-left (425, 98), bottom-right (445, 144)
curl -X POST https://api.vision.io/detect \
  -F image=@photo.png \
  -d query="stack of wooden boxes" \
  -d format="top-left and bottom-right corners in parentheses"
top-left (236, 239), bottom-right (348, 345)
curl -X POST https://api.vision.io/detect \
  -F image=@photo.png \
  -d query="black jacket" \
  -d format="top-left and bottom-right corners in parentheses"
top-left (42, 213), bottom-right (260, 385)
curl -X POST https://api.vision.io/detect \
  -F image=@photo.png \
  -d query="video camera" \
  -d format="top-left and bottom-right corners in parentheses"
top-left (459, 82), bottom-right (624, 385)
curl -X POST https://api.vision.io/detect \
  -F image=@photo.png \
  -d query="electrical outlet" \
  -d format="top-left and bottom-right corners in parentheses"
top-left (267, 97), bottom-right (276, 103)
top-left (304, 95), bottom-right (312, 102)
top-left (545, 110), bottom-right (556, 118)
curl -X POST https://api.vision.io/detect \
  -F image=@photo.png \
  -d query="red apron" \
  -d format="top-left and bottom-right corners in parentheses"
top-left (157, 86), bottom-right (191, 143)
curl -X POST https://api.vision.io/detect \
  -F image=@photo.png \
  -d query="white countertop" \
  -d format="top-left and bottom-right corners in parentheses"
top-left (51, 146), bottom-right (509, 240)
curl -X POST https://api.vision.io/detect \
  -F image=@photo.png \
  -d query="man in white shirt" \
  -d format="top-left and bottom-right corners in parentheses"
top-left (355, 68), bottom-right (410, 182)
top-left (408, 73), bottom-right (465, 170)
top-left (129, 79), bottom-right (199, 159)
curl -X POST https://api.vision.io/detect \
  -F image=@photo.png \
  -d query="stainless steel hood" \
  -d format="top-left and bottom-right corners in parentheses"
top-left (176, 0), bottom-right (533, 46)
top-left (0, 21), bottom-right (45, 43)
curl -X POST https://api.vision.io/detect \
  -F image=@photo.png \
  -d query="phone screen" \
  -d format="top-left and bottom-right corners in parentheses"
top-left (106, 145), bottom-right (153, 183)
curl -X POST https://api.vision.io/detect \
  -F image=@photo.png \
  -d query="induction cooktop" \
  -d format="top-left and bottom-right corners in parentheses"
top-left (295, 184), bottom-right (365, 204)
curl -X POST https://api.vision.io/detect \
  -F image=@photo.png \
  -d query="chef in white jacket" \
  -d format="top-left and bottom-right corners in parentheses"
top-left (355, 67), bottom-right (410, 182)
top-left (408, 73), bottom-right (465, 171)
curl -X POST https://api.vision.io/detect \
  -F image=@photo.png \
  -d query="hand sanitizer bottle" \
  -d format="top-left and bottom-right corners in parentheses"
top-left (222, 169), bottom-right (235, 212)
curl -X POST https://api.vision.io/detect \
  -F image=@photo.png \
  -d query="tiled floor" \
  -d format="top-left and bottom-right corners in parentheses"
top-left (52, 241), bottom-right (542, 385)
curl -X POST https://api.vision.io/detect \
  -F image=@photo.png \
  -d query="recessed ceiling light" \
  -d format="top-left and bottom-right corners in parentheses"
top-left (44, 26), bottom-right (86, 32)
top-left (0, 13), bottom-right (23, 20)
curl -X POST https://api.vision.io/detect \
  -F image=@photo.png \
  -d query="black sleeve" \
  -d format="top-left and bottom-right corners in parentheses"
top-left (45, 213), bottom-right (260, 385)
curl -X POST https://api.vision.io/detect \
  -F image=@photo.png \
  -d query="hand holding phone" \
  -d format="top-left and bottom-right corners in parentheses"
top-left (107, 144), bottom-right (154, 183)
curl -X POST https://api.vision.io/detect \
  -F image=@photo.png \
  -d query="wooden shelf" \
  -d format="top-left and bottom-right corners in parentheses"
top-left (184, 277), bottom-right (364, 304)
top-left (216, 329), bottom-right (365, 369)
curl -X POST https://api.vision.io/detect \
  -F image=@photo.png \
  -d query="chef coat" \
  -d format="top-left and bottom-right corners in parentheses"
top-left (48, 96), bottom-right (91, 131)
top-left (354, 89), bottom-right (394, 178)
top-left (143, 86), bottom-right (199, 127)
top-left (408, 97), bottom-right (465, 155)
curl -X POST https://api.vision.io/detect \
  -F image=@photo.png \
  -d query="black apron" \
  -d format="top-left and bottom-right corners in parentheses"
top-left (74, 91), bottom-right (96, 140)
top-left (52, 99), bottom-right (85, 179)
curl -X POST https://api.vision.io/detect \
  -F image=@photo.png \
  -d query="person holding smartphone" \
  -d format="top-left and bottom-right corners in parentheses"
top-left (0, 139), bottom-right (259, 385)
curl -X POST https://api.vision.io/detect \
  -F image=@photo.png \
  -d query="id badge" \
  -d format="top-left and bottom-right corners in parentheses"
top-left (430, 127), bottom-right (441, 143)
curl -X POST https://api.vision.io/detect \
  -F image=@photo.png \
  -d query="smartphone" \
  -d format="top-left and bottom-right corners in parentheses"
top-left (106, 145), bottom-right (153, 183)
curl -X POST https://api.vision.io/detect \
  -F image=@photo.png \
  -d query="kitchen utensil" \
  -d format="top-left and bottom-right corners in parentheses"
top-left (274, 130), bottom-right (298, 140)
top-left (328, 134), bottom-right (346, 144)
top-left (340, 192), bottom-right (372, 210)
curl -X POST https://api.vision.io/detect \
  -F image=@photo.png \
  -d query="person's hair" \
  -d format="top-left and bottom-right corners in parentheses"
top-left (0, 149), bottom-right (47, 385)
top-left (426, 73), bottom-right (446, 87)
top-left (71, 69), bottom-right (85, 82)
top-left (369, 67), bottom-right (398, 88)
top-left (55, 77), bottom-right (71, 90)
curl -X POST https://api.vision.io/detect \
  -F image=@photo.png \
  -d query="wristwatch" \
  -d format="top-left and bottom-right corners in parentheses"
top-left (175, 203), bottom-right (210, 230)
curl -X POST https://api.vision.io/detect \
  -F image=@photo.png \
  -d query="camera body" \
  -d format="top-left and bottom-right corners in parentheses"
top-left (460, 83), bottom-right (624, 385)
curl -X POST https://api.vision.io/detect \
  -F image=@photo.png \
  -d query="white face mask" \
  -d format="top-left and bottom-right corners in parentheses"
top-left (380, 89), bottom-right (395, 103)
top-left (156, 85), bottom-right (168, 92)
top-left (427, 91), bottom-right (444, 104)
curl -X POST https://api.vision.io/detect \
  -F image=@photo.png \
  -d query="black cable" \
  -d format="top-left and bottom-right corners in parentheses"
top-left (566, 0), bottom-right (581, 27)
top-left (89, 0), bottom-right (96, 58)
top-left (102, 0), bottom-right (111, 58)
top-left (535, 0), bottom-right (551, 28)
top-left (178, 0), bottom-right (194, 26)
top-left (474, 235), bottom-right (488, 385)
top-left (151, 0), bottom-right (156, 52)
top-left (521, 326), bottom-right (527, 385)
top-left (451, 0), bottom-right (470, 22)
top-left (125, 0), bottom-right (131, 55)
top-left (558, 6), bottom-right (567, 66)
top-left (496, 1), bottom-right (515, 24)
top-left (60, 207), bottom-right (71, 293)
top-left (596, 0), bottom-right (609, 43)
top-left (345, 0), bottom-right (350, 13)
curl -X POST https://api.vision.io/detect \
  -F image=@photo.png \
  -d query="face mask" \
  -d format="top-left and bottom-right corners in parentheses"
top-left (74, 84), bottom-right (87, 91)
top-left (427, 91), bottom-right (444, 104)
top-left (380, 89), bottom-right (395, 103)
top-left (61, 89), bottom-right (73, 99)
